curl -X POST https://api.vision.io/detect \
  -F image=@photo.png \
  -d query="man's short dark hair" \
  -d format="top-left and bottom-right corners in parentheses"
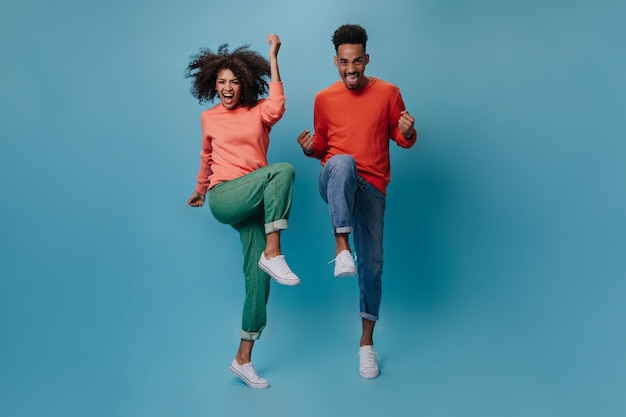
top-left (332, 24), bottom-right (368, 52)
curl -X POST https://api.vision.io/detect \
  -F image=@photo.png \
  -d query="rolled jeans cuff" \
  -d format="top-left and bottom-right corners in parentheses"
top-left (240, 329), bottom-right (262, 341)
top-left (265, 219), bottom-right (288, 234)
top-left (360, 312), bottom-right (379, 322)
top-left (334, 225), bottom-right (353, 234)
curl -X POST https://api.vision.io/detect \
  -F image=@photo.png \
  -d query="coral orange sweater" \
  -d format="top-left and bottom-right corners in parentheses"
top-left (308, 78), bottom-right (416, 194)
top-left (195, 82), bottom-right (286, 194)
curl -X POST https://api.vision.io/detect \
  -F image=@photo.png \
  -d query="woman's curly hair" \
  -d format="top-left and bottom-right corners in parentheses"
top-left (186, 44), bottom-right (270, 108)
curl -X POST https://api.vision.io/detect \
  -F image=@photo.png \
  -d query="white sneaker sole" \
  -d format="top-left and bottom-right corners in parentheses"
top-left (229, 365), bottom-right (270, 389)
top-left (334, 268), bottom-right (357, 278)
top-left (359, 369), bottom-right (380, 379)
top-left (258, 262), bottom-right (300, 286)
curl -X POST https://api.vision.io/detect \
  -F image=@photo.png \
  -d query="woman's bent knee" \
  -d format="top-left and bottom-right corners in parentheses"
top-left (273, 162), bottom-right (295, 179)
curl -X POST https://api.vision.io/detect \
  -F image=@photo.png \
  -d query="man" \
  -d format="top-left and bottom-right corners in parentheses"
top-left (296, 24), bottom-right (417, 379)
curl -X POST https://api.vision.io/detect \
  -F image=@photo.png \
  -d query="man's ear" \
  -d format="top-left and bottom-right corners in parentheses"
top-left (365, 53), bottom-right (370, 65)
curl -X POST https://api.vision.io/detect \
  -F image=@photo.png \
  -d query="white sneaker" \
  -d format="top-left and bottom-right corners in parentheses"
top-left (359, 345), bottom-right (380, 379)
top-left (258, 254), bottom-right (300, 286)
top-left (332, 250), bottom-right (356, 277)
top-left (230, 359), bottom-right (270, 389)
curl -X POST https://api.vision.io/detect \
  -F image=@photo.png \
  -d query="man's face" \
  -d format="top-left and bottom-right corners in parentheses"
top-left (334, 43), bottom-right (370, 90)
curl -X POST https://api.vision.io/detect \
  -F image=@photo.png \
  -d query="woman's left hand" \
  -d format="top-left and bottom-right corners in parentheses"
top-left (267, 34), bottom-right (281, 60)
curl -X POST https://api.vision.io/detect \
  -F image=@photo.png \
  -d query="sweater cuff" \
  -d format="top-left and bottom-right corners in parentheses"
top-left (195, 184), bottom-right (208, 195)
top-left (269, 82), bottom-right (284, 96)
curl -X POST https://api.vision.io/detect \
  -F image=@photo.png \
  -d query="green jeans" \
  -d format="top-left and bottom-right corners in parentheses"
top-left (208, 162), bottom-right (295, 340)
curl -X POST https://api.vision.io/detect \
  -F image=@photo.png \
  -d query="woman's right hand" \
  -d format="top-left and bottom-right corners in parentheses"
top-left (187, 191), bottom-right (206, 207)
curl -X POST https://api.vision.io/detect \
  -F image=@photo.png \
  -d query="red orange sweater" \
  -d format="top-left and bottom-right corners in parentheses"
top-left (308, 78), bottom-right (416, 194)
top-left (195, 82), bottom-right (286, 194)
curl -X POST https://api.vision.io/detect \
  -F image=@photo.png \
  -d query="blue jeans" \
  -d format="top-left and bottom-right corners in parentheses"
top-left (319, 154), bottom-right (386, 321)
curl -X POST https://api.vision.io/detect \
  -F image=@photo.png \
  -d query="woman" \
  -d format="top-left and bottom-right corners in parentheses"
top-left (186, 34), bottom-right (298, 389)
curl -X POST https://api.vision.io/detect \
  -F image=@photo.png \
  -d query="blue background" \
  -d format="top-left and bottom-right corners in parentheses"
top-left (1, 0), bottom-right (625, 416)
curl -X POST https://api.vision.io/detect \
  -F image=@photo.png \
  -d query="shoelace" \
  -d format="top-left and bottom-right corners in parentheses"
top-left (241, 362), bottom-right (262, 381)
top-left (272, 255), bottom-right (292, 274)
top-left (328, 252), bottom-right (357, 265)
top-left (359, 350), bottom-right (378, 368)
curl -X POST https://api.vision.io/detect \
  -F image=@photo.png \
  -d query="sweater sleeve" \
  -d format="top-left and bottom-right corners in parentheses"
top-left (259, 82), bottom-right (286, 127)
top-left (194, 114), bottom-right (213, 194)
top-left (308, 94), bottom-right (329, 159)
top-left (389, 90), bottom-right (417, 148)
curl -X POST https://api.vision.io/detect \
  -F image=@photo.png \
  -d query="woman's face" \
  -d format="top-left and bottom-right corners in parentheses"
top-left (215, 68), bottom-right (241, 109)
